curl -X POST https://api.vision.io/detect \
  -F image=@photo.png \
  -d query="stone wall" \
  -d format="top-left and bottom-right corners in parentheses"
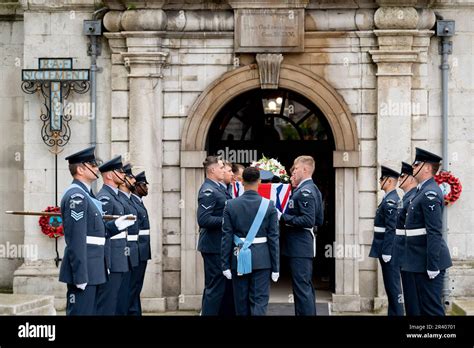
top-left (0, 2), bottom-right (24, 289)
top-left (13, 0), bottom-right (113, 308)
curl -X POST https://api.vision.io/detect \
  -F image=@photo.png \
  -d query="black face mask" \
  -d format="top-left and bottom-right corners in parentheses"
top-left (412, 162), bottom-right (425, 179)
top-left (82, 162), bottom-right (99, 179)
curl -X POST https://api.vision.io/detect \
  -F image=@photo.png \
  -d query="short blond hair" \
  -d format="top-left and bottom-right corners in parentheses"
top-left (294, 155), bottom-right (315, 173)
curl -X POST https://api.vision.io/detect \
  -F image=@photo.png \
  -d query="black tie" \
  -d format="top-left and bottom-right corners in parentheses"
top-left (89, 189), bottom-right (96, 198)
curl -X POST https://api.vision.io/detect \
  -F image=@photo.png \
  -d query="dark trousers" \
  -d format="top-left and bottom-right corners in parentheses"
top-left (96, 272), bottom-right (124, 315)
top-left (401, 270), bottom-right (420, 315)
top-left (66, 284), bottom-right (98, 316)
top-left (116, 269), bottom-right (133, 315)
top-left (219, 278), bottom-right (236, 316)
top-left (128, 261), bottom-right (148, 316)
top-left (201, 252), bottom-right (227, 316)
top-left (232, 268), bottom-right (271, 316)
top-left (413, 270), bottom-right (446, 316)
top-left (289, 257), bottom-right (316, 316)
top-left (379, 258), bottom-right (404, 316)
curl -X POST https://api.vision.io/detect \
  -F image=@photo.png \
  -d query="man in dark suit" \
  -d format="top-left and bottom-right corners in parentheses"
top-left (59, 147), bottom-right (136, 315)
top-left (403, 148), bottom-right (452, 315)
top-left (221, 167), bottom-right (280, 316)
top-left (280, 155), bottom-right (323, 316)
top-left (197, 156), bottom-right (227, 315)
top-left (369, 165), bottom-right (403, 316)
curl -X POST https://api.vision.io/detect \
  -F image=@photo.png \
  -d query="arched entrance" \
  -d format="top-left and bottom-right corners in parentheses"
top-left (207, 88), bottom-right (336, 298)
top-left (179, 64), bottom-right (361, 312)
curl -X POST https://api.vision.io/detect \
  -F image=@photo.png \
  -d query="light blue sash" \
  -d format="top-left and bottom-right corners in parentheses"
top-left (62, 183), bottom-right (104, 216)
top-left (233, 198), bottom-right (269, 275)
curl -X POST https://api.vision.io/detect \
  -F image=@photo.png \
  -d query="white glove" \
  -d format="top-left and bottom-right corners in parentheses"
top-left (271, 272), bottom-right (279, 282)
top-left (277, 210), bottom-right (282, 221)
top-left (427, 270), bottom-right (440, 279)
top-left (223, 269), bottom-right (232, 280)
top-left (382, 254), bottom-right (392, 263)
top-left (76, 283), bottom-right (87, 290)
top-left (114, 214), bottom-right (136, 231)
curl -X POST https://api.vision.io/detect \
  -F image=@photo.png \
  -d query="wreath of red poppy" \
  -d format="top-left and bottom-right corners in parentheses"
top-left (38, 206), bottom-right (64, 238)
top-left (434, 171), bottom-right (462, 206)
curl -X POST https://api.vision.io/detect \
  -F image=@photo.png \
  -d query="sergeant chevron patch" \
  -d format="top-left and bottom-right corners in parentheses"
top-left (71, 210), bottom-right (84, 221)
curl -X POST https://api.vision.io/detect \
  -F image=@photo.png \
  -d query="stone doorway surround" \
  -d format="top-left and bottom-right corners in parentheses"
top-left (179, 63), bottom-right (361, 312)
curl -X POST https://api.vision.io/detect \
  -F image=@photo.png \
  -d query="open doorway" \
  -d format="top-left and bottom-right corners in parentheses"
top-left (206, 88), bottom-right (336, 308)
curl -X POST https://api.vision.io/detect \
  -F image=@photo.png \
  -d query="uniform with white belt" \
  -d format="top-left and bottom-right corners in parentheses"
top-left (128, 171), bottom-right (151, 316)
top-left (116, 165), bottom-right (140, 316)
top-left (95, 155), bottom-right (130, 315)
top-left (280, 177), bottom-right (323, 316)
top-left (221, 175), bottom-right (279, 316)
top-left (369, 165), bottom-right (404, 316)
top-left (402, 148), bottom-right (452, 316)
top-left (59, 147), bottom-right (135, 316)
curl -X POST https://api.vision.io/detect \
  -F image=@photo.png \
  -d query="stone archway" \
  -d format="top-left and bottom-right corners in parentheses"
top-left (179, 64), bottom-right (361, 312)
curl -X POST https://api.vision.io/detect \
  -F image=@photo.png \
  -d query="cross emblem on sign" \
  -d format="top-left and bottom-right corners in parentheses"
top-left (21, 58), bottom-right (90, 153)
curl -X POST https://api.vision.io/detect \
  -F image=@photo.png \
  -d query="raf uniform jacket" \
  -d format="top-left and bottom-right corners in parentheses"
top-left (97, 185), bottom-right (129, 273)
top-left (131, 194), bottom-right (152, 262)
top-left (392, 187), bottom-right (417, 268)
top-left (197, 178), bottom-right (229, 254)
top-left (369, 189), bottom-right (399, 258)
top-left (281, 179), bottom-right (324, 258)
top-left (117, 190), bottom-right (140, 268)
top-left (221, 190), bottom-right (280, 272)
top-left (59, 179), bottom-right (120, 286)
top-left (402, 178), bottom-right (452, 273)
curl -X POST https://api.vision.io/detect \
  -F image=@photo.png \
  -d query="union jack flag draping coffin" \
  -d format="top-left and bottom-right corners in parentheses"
top-left (231, 182), bottom-right (292, 214)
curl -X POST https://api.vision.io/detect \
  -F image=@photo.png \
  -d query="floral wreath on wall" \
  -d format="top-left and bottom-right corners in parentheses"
top-left (434, 171), bottom-right (462, 206)
top-left (38, 206), bottom-right (64, 238)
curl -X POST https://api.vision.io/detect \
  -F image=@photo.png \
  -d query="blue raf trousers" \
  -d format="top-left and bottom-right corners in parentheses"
top-left (232, 268), bottom-right (271, 316)
top-left (289, 257), bottom-right (316, 316)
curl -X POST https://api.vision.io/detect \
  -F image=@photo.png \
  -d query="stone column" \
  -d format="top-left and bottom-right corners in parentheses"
top-left (368, 1), bottom-right (434, 310)
top-left (121, 44), bottom-right (168, 310)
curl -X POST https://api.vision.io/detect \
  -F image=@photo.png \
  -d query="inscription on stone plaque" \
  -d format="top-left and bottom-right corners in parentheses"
top-left (235, 9), bottom-right (304, 53)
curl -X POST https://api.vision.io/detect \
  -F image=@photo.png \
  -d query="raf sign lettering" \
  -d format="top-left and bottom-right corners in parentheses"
top-left (21, 58), bottom-right (90, 151)
top-left (21, 58), bottom-right (90, 132)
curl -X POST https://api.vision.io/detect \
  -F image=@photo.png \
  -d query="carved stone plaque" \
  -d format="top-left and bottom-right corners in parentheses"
top-left (235, 9), bottom-right (304, 53)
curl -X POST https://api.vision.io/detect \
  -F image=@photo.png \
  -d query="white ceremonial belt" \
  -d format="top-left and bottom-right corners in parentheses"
top-left (111, 231), bottom-right (127, 240)
top-left (395, 229), bottom-right (405, 236)
top-left (127, 235), bottom-right (139, 241)
top-left (406, 228), bottom-right (427, 237)
top-left (239, 237), bottom-right (267, 244)
top-left (374, 227), bottom-right (386, 233)
top-left (139, 229), bottom-right (150, 236)
top-left (86, 236), bottom-right (106, 245)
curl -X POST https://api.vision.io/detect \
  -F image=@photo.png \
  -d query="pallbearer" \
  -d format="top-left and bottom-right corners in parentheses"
top-left (403, 148), bottom-right (452, 315)
top-left (129, 171), bottom-right (152, 316)
top-left (221, 167), bottom-right (280, 316)
top-left (95, 156), bottom-right (129, 315)
top-left (59, 147), bottom-right (135, 315)
top-left (369, 165), bottom-right (403, 316)
top-left (392, 161), bottom-right (419, 315)
top-left (196, 156), bottom-right (227, 315)
top-left (116, 163), bottom-right (140, 315)
top-left (280, 156), bottom-right (323, 316)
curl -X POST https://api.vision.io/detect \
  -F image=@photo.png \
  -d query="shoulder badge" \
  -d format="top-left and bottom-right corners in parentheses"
top-left (424, 191), bottom-right (438, 200)
top-left (301, 189), bottom-right (312, 197)
top-left (202, 188), bottom-right (213, 197)
top-left (98, 195), bottom-right (110, 201)
top-left (386, 199), bottom-right (397, 206)
top-left (70, 193), bottom-right (84, 199)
